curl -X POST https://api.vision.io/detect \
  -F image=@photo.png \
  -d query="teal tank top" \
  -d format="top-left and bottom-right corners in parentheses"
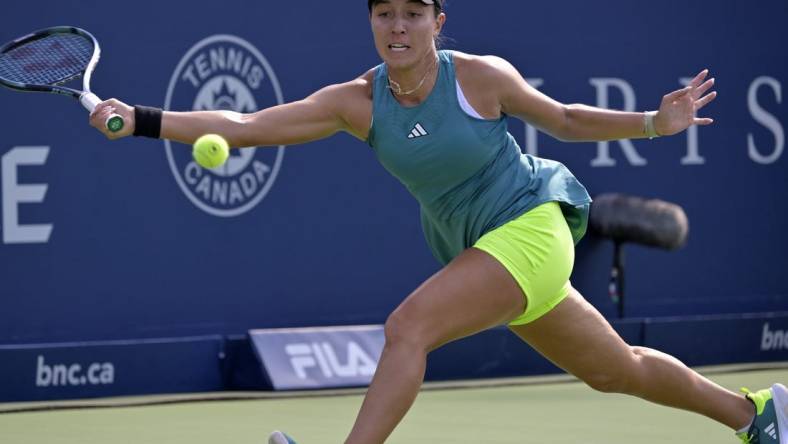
top-left (368, 50), bottom-right (592, 265)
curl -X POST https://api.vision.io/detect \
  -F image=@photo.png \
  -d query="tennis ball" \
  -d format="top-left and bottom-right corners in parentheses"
top-left (193, 134), bottom-right (230, 169)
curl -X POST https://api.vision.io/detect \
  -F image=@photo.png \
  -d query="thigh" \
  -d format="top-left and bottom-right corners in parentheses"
top-left (475, 201), bottom-right (575, 325)
top-left (389, 247), bottom-right (525, 352)
top-left (509, 287), bottom-right (634, 378)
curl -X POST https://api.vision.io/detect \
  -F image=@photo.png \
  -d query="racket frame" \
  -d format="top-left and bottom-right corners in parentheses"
top-left (0, 26), bottom-right (123, 132)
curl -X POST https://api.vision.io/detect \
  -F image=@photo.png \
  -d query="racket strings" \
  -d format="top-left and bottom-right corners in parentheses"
top-left (0, 33), bottom-right (93, 86)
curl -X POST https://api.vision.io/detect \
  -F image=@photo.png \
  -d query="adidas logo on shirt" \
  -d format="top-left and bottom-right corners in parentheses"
top-left (765, 422), bottom-right (777, 440)
top-left (407, 123), bottom-right (429, 139)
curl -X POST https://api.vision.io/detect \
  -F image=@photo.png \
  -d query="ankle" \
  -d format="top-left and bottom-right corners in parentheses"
top-left (734, 394), bottom-right (756, 431)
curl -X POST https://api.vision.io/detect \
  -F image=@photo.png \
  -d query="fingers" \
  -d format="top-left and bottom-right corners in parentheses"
top-left (693, 117), bottom-right (714, 126)
top-left (89, 107), bottom-right (115, 134)
top-left (689, 69), bottom-right (709, 88)
top-left (664, 85), bottom-right (693, 102)
top-left (665, 69), bottom-right (713, 102)
top-left (693, 77), bottom-right (715, 98)
top-left (695, 90), bottom-right (718, 111)
top-left (89, 99), bottom-right (117, 117)
top-left (89, 99), bottom-right (132, 139)
top-left (89, 100), bottom-right (114, 124)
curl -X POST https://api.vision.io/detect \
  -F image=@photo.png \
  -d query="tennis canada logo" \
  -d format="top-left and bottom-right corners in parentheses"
top-left (164, 35), bottom-right (285, 217)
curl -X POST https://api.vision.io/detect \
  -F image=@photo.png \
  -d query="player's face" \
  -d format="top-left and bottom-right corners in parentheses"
top-left (370, 0), bottom-right (444, 70)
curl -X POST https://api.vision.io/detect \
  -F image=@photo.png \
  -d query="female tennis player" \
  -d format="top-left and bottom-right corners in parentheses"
top-left (90, 1), bottom-right (785, 442)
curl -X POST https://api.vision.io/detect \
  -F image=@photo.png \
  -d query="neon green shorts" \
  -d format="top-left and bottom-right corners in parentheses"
top-left (474, 201), bottom-right (574, 325)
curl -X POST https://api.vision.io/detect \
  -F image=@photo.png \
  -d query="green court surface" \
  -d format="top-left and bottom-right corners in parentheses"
top-left (1, 368), bottom-right (785, 444)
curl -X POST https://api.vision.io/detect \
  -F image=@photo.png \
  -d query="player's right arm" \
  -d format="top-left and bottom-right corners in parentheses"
top-left (89, 70), bottom-right (374, 147)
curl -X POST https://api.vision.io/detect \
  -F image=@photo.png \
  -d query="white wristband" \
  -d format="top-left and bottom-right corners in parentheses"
top-left (644, 111), bottom-right (660, 139)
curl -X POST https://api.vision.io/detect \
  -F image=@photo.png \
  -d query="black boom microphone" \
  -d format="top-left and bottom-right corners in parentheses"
top-left (590, 194), bottom-right (688, 250)
top-left (589, 193), bottom-right (689, 317)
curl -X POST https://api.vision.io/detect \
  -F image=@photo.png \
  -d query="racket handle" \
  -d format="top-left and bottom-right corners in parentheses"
top-left (80, 92), bottom-right (125, 133)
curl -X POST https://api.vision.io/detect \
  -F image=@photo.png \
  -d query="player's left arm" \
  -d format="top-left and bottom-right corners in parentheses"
top-left (487, 56), bottom-right (717, 142)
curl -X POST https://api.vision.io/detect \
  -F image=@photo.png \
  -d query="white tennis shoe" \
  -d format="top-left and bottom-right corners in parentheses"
top-left (268, 430), bottom-right (298, 444)
top-left (738, 383), bottom-right (788, 443)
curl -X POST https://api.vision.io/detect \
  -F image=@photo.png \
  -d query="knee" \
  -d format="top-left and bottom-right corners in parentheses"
top-left (581, 346), bottom-right (647, 394)
top-left (583, 371), bottom-right (628, 394)
top-left (383, 310), bottom-right (428, 352)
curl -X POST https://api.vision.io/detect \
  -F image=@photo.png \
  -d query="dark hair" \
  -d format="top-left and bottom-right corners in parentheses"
top-left (367, 0), bottom-right (443, 17)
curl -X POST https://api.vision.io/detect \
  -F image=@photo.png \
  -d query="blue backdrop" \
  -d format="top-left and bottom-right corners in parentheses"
top-left (1, 0), bottom-right (786, 346)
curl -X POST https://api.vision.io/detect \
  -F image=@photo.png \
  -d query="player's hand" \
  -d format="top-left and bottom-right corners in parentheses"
top-left (653, 69), bottom-right (717, 137)
top-left (89, 99), bottom-right (135, 140)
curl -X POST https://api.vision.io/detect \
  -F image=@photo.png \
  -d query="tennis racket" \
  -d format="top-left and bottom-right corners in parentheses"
top-left (0, 26), bottom-right (123, 132)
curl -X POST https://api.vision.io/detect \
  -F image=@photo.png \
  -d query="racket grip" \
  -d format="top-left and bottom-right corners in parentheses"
top-left (80, 92), bottom-right (125, 133)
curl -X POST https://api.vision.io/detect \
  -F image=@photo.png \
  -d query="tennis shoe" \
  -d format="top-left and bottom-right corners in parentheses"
top-left (269, 430), bottom-right (298, 444)
top-left (738, 384), bottom-right (788, 443)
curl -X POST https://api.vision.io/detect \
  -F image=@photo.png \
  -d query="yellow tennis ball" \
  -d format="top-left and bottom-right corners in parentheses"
top-left (193, 134), bottom-right (229, 169)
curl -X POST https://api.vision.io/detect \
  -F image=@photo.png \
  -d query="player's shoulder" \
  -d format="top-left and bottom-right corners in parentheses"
top-left (324, 68), bottom-right (376, 102)
top-left (354, 67), bottom-right (377, 99)
top-left (315, 69), bottom-right (374, 138)
top-left (452, 51), bottom-right (520, 85)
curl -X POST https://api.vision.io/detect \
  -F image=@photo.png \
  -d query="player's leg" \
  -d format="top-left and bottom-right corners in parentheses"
top-left (345, 247), bottom-right (527, 444)
top-left (509, 288), bottom-right (756, 430)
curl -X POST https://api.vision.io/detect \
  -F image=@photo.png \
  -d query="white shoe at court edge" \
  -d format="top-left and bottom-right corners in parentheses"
top-left (269, 430), bottom-right (298, 444)
top-left (737, 383), bottom-right (788, 443)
